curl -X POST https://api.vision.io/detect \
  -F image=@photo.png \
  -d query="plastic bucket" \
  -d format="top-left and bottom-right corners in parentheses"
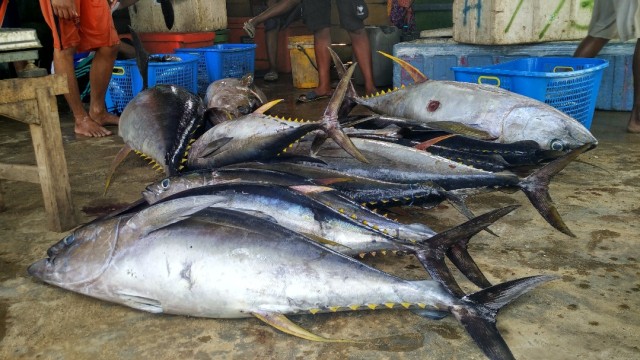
top-left (288, 35), bottom-right (318, 89)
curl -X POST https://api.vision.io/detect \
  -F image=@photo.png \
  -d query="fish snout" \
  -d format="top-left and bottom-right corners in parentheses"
top-left (27, 258), bottom-right (50, 281)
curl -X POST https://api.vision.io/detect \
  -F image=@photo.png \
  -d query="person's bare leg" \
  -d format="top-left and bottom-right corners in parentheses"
top-left (627, 39), bottom-right (640, 133)
top-left (349, 27), bottom-right (376, 95)
top-left (311, 27), bottom-right (332, 97)
top-left (573, 35), bottom-right (609, 57)
top-left (88, 44), bottom-right (119, 127)
top-left (265, 27), bottom-right (279, 75)
top-left (53, 47), bottom-right (112, 137)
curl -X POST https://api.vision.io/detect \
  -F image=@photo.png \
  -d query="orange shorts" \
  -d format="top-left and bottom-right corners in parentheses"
top-left (39, 0), bottom-right (119, 52)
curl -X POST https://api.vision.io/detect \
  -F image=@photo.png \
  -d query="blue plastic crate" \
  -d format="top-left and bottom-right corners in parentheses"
top-left (175, 44), bottom-right (256, 96)
top-left (451, 57), bottom-right (608, 129)
top-left (106, 53), bottom-right (199, 114)
top-left (392, 40), bottom-right (633, 112)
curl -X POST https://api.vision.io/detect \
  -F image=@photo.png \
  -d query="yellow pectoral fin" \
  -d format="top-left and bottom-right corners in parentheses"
top-left (427, 121), bottom-right (497, 141)
top-left (254, 99), bottom-right (284, 114)
top-left (252, 311), bottom-right (355, 343)
top-left (300, 232), bottom-right (352, 251)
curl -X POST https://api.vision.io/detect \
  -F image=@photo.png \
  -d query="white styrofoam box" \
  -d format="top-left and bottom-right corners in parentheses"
top-left (452, 0), bottom-right (592, 45)
top-left (129, 0), bottom-right (227, 33)
top-left (392, 38), bottom-right (634, 111)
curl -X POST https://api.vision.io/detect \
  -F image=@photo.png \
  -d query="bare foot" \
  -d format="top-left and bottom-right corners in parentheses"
top-left (75, 116), bottom-right (113, 137)
top-left (627, 108), bottom-right (640, 133)
top-left (90, 111), bottom-right (120, 126)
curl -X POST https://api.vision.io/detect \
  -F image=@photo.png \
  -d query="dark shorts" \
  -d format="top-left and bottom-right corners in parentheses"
top-left (301, 0), bottom-right (368, 32)
top-left (266, 7), bottom-right (301, 31)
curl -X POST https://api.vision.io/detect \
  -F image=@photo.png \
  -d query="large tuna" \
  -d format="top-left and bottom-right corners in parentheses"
top-left (332, 49), bottom-right (597, 152)
top-left (29, 201), bottom-right (555, 360)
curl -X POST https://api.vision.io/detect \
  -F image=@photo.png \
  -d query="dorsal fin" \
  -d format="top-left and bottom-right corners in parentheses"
top-left (377, 51), bottom-right (428, 84)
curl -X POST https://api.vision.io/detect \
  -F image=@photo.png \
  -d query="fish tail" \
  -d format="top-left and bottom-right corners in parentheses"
top-left (518, 144), bottom-right (590, 237)
top-left (327, 47), bottom-right (358, 117)
top-left (130, 26), bottom-right (150, 90)
top-left (321, 62), bottom-right (368, 163)
top-left (453, 275), bottom-right (557, 360)
top-left (412, 205), bottom-right (519, 297)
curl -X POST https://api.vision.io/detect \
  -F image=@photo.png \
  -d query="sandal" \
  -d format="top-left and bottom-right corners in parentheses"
top-left (264, 71), bottom-right (278, 81)
top-left (297, 90), bottom-right (332, 103)
top-left (243, 21), bottom-right (255, 38)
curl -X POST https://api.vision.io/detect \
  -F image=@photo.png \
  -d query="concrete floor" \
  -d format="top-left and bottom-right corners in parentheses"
top-left (0, 75), bottom-right (639, 359)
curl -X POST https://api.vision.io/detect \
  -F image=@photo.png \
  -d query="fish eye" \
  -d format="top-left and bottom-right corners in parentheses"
top-left (161, 179), bottom-right (170, 189)
top-left (550, 139), bottom-right (564, 151)
top-left (63, 234), bottom-right (75, 245)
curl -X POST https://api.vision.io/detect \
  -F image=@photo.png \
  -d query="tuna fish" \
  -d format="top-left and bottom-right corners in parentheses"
top-left (204, 74), bottom-right (267, 125)
top-left (142, 166), bottom-right (470, 217)
top-left (295, 137), bottom-right (590, 237)
top-left (186, 63), bottom-right (367, 169)
top-left (104, 29), bottom-right (207, 191)
top-left (152, 182), bottom-right (517, 294)
top-left (29, 202), bottom-right (555, 360)
top-left (331, 49), bottom-right (597, 152)
top-left (105, 85), bottom-right (206, 190)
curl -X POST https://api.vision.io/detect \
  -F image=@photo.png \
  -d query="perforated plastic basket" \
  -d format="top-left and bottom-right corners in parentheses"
top-left (452, 57), bottom-right (608, 129)
top-left (106, 53), bottom-right (199, 114)
top-left (175, 44), bottom-right (256, 96)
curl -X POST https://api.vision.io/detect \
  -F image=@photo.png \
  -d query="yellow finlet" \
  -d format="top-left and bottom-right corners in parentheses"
top-left (329, 306), bottom-right (340, 312)
top-left (349, 304), bottom-right (360, 311)
top-left (384, 303), bottom-right (395, 309)
top-left (367, 304), bottom-right (377, 310)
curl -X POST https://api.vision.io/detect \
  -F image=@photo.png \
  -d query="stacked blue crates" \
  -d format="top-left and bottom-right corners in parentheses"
top-left (175, 44), bottom-right (257, 97)
top-left (106, 53), bottom-right (199, 114)
top-left (392, 39), bottom-right (635, 114)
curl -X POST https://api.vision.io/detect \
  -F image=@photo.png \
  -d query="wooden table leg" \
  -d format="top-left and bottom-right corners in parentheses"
top-left (29, 87), bottom-right (76, 232)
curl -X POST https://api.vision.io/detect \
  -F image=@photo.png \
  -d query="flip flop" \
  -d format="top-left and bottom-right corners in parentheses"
top-left (297, 91), bottom-right (331, 103)
top-left (243, 21), bottom-right (255, 38)
top-left (264, 71), bottom-right (278, 81)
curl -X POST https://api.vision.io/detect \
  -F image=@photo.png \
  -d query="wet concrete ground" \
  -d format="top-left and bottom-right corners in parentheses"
top-left (0, 75), bottom-right (639, 359)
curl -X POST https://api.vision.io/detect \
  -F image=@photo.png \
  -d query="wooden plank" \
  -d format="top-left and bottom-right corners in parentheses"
top-left (0, 74), bottom-right (67, 104)
top-left (31, 87), bottom-right (76, 232)
top-left (0, 100), bottom-right (39, 124)
top-left (0, 163), bottom-right (40, 183)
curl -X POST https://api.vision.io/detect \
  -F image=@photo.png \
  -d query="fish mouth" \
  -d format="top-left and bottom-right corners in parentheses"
top-left (27, 258), bottom-right (50, 281)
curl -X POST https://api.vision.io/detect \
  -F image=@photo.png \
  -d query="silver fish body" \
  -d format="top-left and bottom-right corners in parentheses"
top-left (29, 200), bottom-right (555, 359)
top-left (355, 81), bottom-right (598, 151)
top-left (306, 137), bottom-right (521, 190)
top-left (187, 114), bottom-right (321, 169)
top-left (28, 207), bottom-right (452, 318)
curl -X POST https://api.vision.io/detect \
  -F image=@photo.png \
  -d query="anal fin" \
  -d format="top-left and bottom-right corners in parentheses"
top-left (252, 311), bottom-right (354, 343)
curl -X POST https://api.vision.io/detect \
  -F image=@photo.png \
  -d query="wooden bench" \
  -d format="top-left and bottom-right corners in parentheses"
top-left (0, 74), bottom-right (77, 232)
